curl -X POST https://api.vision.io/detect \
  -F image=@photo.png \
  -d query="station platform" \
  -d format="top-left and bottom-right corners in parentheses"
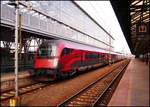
top-left (108, 58), bottom-right (149, 106)
top-left (1, 70), bottom-right (33, 82)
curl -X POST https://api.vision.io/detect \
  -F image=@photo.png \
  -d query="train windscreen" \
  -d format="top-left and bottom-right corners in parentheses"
top-left (37, 44), bottom-right (52, 58)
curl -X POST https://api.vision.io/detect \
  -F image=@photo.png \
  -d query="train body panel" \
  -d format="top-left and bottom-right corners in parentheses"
top-left (59, 50), bottom-right (82, 72)
top-left (35, 58), bottom-right (58, 69)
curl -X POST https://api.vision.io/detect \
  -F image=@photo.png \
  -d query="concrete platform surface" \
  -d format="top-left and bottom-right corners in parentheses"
top-left (108, 58), bottom-right (149, 106)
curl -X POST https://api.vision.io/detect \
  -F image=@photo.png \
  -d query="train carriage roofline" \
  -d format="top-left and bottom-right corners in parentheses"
top-left (45, 39), bottom-right (116, 54)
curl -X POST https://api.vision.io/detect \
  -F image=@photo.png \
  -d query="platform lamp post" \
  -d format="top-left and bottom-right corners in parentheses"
top-left (109, 31), bottom-right (111, 66)
top-left (8, 0), bottom-right (19, 106)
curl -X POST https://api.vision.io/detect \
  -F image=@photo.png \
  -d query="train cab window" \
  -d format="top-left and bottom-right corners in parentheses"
top-left (37, 44), bottom-right (52, 58)
top-left (61, 48), bottom-right (72, 56)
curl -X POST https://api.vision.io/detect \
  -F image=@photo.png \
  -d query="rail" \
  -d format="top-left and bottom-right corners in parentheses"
top-left (58, 60), bottom-right (129, 106)
top-left (0, 82), bottom-right (49, 101)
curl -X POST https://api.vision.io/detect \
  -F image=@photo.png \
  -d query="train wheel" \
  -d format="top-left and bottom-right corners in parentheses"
top-left (56, 71), bottom-right (66, 80)
top-left (48, 74), bottom-right (57, 81)
top-left (69, 69), bottom-right (76, 76)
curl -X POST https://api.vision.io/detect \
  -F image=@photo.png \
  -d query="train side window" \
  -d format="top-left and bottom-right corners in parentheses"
top-left (85, 53), bottom-right (99, 59)
top-left (62, 48), bottom-right (67, 56)
top-left (100, 54), bottom-right (105, 58)
top-left (99, 54), bottom-right (101, 58)
top-left (62, 48), bottom-right (72, 56)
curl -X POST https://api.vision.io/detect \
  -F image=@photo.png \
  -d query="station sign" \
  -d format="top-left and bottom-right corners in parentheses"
top-left (136, 22), bottom-right (149, 36)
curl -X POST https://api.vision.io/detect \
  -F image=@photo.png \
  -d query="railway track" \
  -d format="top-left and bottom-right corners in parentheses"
top-left (0, 82), bottom-right (49, 101)
top-left (58, 60), bottom-right (129, 106)
top-left (1, 60), bottom-right (129, 106)
top-left (1, 70), bottom-right (35, 93)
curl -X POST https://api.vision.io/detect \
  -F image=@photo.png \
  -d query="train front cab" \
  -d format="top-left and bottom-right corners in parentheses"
top-left (34, 42), bottom-right (59, 81)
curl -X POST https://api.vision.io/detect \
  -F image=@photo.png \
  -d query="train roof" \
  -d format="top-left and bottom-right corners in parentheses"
top-left (45, 39), bottom-right (122, 55)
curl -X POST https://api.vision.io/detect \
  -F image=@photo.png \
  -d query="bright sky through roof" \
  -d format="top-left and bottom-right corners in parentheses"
top-left (75, 1), bottom-right (131, 54)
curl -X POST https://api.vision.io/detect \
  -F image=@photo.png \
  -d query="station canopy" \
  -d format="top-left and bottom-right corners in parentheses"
top-left (110, 0), bottom-right (149, 56)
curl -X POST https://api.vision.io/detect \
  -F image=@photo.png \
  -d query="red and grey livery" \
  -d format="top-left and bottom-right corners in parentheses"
top-left (34, 39), bottom-right (124, 81)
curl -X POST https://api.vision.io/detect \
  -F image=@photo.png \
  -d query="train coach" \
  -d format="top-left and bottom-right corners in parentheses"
top-left (34, 39), bottom-right (124, 81)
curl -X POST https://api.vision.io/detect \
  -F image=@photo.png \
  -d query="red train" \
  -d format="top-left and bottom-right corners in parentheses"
top-left (34, 39), bottom-right (124, 81)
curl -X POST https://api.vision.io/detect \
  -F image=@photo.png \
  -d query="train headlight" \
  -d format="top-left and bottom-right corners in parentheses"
top-left (51, 45), bottom-right (57, 56)
top-left (53, 58), bottom-right (58, 68)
